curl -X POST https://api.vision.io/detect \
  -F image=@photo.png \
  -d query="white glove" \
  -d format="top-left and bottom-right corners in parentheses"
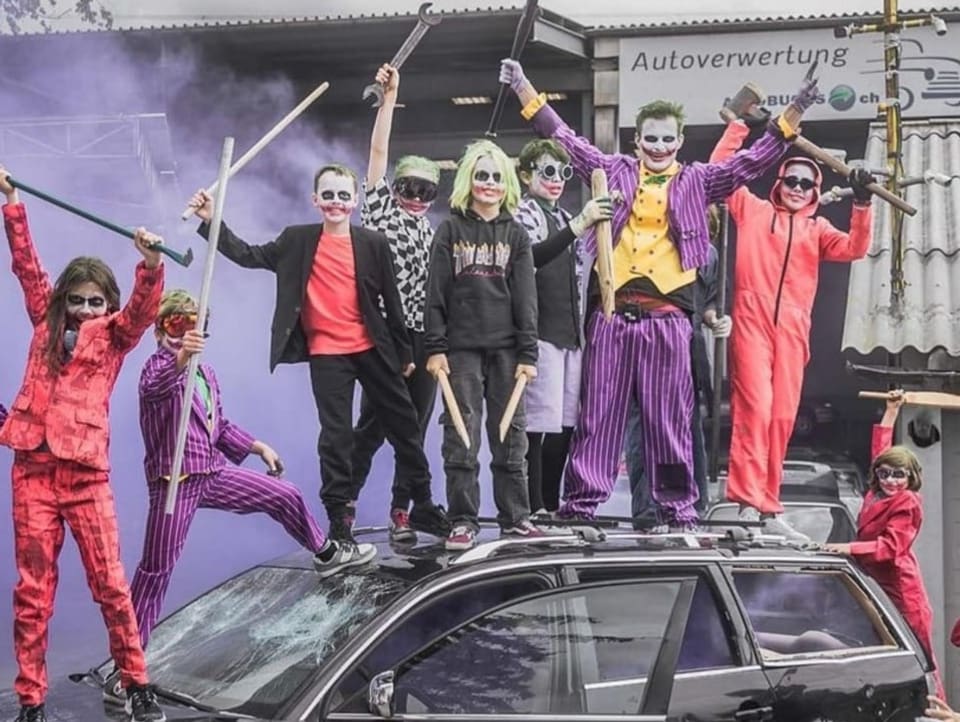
top-left (499, 58), bottom-right (527, 93)
top-left (569, 196), bottom-right (613, 237)
top-left (708, 313), bottom-right (733, 339)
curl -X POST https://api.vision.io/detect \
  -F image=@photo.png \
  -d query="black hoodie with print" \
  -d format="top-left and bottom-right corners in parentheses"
top-left (425, 207), bottom-right (538, 366)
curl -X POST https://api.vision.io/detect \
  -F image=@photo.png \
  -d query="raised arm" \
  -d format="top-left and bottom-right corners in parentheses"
top-left (112, 228), bottom-right (165, 352)
top-left (189, 188), bottom-right (283, 271)
top-left (819, 169), bottom-right (874, 262)
top-left (367, 64), bottom-right (399, 188)
top-left (707, 121), bottom-right (758, 218)
top-left (2, 168), bottom-right (51, 326)
top-left (871, 390), bottom-right (904, 458)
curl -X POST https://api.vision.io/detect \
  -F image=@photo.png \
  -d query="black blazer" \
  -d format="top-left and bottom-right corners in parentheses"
top-left (199, 221), bottom-right (412, 372)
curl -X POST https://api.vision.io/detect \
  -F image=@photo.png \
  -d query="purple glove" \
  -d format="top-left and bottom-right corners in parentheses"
top-left (0, 403), bottom-right (7, 427)
top-left (499, 58), bottom-right (528, 94)
top-left (793, 76), bottom-right (821, 113)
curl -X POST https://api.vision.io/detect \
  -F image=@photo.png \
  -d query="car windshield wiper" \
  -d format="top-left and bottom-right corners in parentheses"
top-left (150, 685), bottom-right (250, 718)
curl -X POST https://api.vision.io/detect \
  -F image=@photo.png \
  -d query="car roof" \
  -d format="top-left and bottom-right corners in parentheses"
top-left (259, 521), bottom-right (851, 585)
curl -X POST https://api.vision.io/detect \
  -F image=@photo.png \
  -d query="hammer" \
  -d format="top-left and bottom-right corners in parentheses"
top-left (719, 77), bottom-right (917, 216)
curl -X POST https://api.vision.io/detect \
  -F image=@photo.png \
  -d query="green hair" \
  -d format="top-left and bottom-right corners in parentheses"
top-left (313, 163), bottom-right (358, 193)
top-left (158, 289), bottom-right (197, 320)
top-left (517, 139), bottom-right (569, 173)
top-left (449, 139), bottom-right (521, 214)
top-left (635, 99), bottom-right (686, 135)
top-left (395, 155), bottom-right (440, 184)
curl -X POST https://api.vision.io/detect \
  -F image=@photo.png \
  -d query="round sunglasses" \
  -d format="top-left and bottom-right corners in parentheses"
top-left (534, 162), bottom-right (573, 181)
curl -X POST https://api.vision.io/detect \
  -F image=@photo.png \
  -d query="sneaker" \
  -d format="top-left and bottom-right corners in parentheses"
top-left (445, 525), bottom-right (477, 551)
top-left (125, 685), bottom-right (165, 722)
top-left (313, 541), bottom-right (377, 579)
top-left (737, 505), bottom-right (762, 523)
top-left (328, 516), bottom-right (356, 545)
top-left (389, 508), bottom-right (417, 543)
top-left (15, 705), bottom-right (46, 722)
top-left (102, 667), bottom-right (126, 705)
top-left (634, 524), bottom-right (669, 534)
top-left (501, 520), bottom-right (547, 539)
top-left (409, 502), bottom-right (452, 538)
top-left (761, 514), bottom-right (811, 543)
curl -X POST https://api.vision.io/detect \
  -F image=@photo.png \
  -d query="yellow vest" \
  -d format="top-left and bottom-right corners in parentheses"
top-left (612, 162), bottom-right (695, 294)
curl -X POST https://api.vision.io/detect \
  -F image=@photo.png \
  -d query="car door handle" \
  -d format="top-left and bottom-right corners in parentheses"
top-left (734, 706), bottom-right (774, 722)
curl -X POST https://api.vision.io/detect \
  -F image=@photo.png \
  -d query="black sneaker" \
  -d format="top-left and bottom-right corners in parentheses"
top-left (15, 705), bottom-right (46, 722)
top-left (328, 515), bottom-right (357, 545)
top-left (409, 502), bottom-right (452, 538)
top-left (102, 666), bottom-right (126, 705)
top-left (125, 685), bottom-right (165, 722)
top-left (313, 540), bottom-right (377, 578)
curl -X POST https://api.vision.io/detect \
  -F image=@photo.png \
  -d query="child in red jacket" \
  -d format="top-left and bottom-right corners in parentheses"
top-left (825, 390), bottom-right (938, 688)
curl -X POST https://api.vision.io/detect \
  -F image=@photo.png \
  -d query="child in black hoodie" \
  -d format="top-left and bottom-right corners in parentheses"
top-left (425, 139), bottom-right (540, 550)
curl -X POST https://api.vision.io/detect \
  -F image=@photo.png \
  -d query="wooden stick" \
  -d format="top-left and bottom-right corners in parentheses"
top-left (590, 168), bottom-right (615, 320)
top-left (859, 390), bottom-right (960, 409)
top-left (499, 375), bottom-right (528, 442)
top-left (164, 136), bottom-right (235, 515)
top-left (180, 81), bottom-right (330, 220)
top-left (437, 370), bottom-right (471, 449)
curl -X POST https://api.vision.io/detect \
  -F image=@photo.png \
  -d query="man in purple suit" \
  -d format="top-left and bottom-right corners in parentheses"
top-left (103, 290), bottom-right (376, 703)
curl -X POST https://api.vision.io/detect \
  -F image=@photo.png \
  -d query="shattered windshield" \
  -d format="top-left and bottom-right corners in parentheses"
top-left (144, 565), bottom-right (407, 718)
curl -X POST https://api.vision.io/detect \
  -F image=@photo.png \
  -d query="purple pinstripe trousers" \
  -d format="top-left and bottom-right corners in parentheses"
top-left (559, 309), bottom-right (698, 523)
top-left (129, 467), bottom-right (326, 648)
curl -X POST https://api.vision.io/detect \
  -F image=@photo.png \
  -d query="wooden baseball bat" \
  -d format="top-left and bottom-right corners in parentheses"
top-left (859, 390), bottom-right (960, 409)
top-left (181, 81), bottom-right (330, 220)
top-left (590, 168), bottom-right (615, 320)
top-left (499, 375), bottom-right (528, 442)
top-left (437, 370), bottom-right (471, 448)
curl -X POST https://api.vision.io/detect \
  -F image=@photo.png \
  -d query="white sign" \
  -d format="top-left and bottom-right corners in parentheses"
top-left (618, 24), bottom-right (960, 126)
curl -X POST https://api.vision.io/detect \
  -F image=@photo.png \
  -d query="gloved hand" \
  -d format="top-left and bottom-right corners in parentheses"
top-left (848, 167), bottom-right (876, 204)
top-left (704, 309), bottom-right (733, 338)
top-left (499, 58), bottom-right (527, 94)
top-left (569, 196), bottom-right (613, 237)
top-left (792, 74), bottom-right (821, 114)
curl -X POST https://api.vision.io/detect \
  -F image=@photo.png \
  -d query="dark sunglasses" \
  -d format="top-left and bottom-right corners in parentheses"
top-left (159, 311), bottom-right (209, 339)
top-left (66, 294), bottom-right (106, 309)
top-left (535, 162), bottom-right (573, 181)
top-left (473, 169), bottom-right (503, 184)
top-left (319, 190), bottom-right (354, 202)
top-left (781, 175), bottom-right (817, 192)
top-left (393, 176), bottom-right (439, 203)
top-left (876, 467), bottom-right (909, 481)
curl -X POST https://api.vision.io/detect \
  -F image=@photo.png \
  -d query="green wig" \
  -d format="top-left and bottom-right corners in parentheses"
top-left (635, 99), bottom-right (686, 135)
top-left (449, 139), bottom-right (521, 215)
top-left (158, 288), bottom-right (197, 320)
top-left (395, 155), bottom-right (440, 184)
top-left (517, 139), bottom-right (569, 173)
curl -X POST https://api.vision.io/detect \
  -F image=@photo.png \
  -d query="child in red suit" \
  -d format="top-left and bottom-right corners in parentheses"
top-left (1, 167), bottom-right (166, 722)
top-left (825, 390), bottom-right (939, 692)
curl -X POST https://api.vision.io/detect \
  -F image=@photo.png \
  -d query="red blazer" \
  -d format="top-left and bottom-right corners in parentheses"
top-left (851, 425), bottom-right (933, 658)
top-left (0, 202), bottom-right (164, 471)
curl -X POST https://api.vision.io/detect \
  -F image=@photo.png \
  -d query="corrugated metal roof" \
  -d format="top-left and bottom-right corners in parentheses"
top-left (842, 120), bottom-right (960, 356)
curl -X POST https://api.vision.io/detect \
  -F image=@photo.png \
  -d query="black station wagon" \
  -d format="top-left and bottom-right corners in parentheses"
top-left (11, 524), bottom-right (936, 722)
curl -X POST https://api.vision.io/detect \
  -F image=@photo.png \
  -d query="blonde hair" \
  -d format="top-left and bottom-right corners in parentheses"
top-left (870, 445), bottom-right (923, 492)
top-left (449, 139), bottom-right (521, 214)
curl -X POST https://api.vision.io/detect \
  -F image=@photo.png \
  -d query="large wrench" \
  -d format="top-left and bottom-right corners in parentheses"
top-left (362, 2), bottom-right (442, 107)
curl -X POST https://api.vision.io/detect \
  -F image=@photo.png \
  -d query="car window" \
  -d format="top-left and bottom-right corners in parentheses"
top-left (145, 565), bottom-right (408, 719)
top-left (677, 578), bottom-right (737, 672)
top-left (331, 575), bottom-right (550, 713)
top-left (389, 581), bottom-right (683, 716)
top-left (706, 504), bottom-right (855, 544)
top-left (732, 569), bottom-right (897, 660)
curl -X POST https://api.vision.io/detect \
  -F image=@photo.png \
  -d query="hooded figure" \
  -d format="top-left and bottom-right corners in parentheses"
top-left (710, 120), bottom-right (873, 537)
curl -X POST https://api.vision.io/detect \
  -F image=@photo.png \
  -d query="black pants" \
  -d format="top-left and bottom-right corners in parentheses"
top-left (351, 330), bottom-right (437, 507)
top-left (308, 348), bottom-right (432, 517)
top-left (526, 428), bottom-right (573, 512)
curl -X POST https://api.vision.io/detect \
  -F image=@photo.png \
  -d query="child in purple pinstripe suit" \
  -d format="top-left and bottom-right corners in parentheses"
top-left (104, 290), bottom-right (376, 704)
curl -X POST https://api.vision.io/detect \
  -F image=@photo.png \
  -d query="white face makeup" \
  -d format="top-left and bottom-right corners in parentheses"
top-left (470, 155), bottom-right (506, 209)
top-left (876, 466), bottom-right (909, 497)
top-left (526, 153), bottom-right (570, 204)
top-left (65, 281), bottom-right (108, 328)
top-left (312, 172), bottom-right (358, 224)
top-left (636, 117), bottom-right (683, 173)
top-left (778, 162), bottom-right (817, 212)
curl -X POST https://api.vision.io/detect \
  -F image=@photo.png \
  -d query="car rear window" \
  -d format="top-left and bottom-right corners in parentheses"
top-left (145, 565), bottom-right (408, 718)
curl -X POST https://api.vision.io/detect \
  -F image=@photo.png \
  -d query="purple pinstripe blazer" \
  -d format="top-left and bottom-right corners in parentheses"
top-left (530, 104), bottom-right (791, 272)
top-left (138, 347), bottom-right (254, 481)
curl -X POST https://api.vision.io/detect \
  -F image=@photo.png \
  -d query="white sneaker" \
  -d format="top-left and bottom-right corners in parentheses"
top-left (762, 514), bottom-right (811, 543)
top-left (313, 541), bottom-right (377, 578)
top-left (737, 506), bottom-right (761, 523)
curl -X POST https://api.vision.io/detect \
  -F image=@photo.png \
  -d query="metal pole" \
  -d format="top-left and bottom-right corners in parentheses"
top-left (709, 204), bottom-right (730, 487)
top-left (164, 136), bottom-right (235, 514)
top-left (883, 0), bottom-right (906, 308)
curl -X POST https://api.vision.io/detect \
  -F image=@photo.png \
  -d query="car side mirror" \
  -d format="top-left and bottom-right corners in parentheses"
top-left (368, 670), bottom-right (395, 718)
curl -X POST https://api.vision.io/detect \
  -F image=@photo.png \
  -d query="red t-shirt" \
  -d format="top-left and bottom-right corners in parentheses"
top-left (301, 231), bottom-right (375, 355)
